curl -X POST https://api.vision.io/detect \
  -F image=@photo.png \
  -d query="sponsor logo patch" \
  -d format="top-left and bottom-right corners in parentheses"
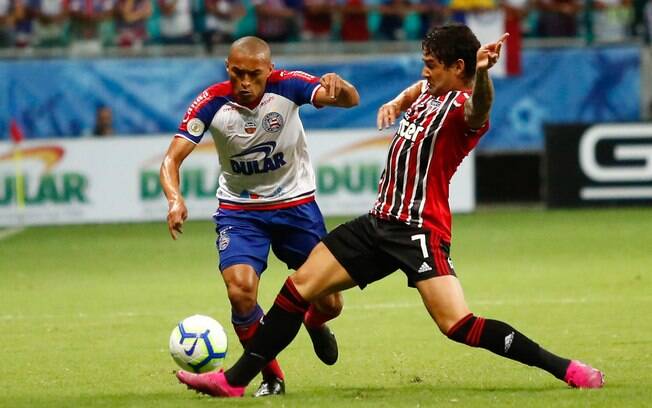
top-left (229, 141), bottom-right (286, 175)
top-left (417, 262), bottom-right (432, 273)
top-left (244, 120), bottom-right (257, 134)
top-left (187, 118), bottom-right (205, 137)
top-left (279, 70), bottom-right (317, 81)
top-left (504, 331), bottom-right (515, 353)
top-left (183, 90), bottom-right (210, 123)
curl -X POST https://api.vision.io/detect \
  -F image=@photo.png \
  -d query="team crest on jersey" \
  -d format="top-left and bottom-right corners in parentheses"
top-left (262, 112), bottom-right (284, 133)
top-left (244, 120), bottom-right (257, 134)
top-left (218, 227), bottom-right (231, 251)
top-left (429, 99), bottom-right (442, 109)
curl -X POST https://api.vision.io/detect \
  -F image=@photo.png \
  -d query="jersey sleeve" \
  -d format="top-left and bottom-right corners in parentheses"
top-left (176, 82), bottom-right (230, 144)
top-left (448, 91), bottom-right (490, 138)
top-left (268, 70), bottom-right (322, 107)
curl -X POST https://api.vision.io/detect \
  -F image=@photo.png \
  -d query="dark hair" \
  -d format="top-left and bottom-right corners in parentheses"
top-left (422, 24), bottom-right (481, 80)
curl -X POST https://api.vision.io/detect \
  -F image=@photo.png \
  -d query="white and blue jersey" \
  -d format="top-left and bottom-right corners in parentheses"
top-left (176, 69), bottom-right (328, 274)
top-left (176, 69), bottom-right (323, 210)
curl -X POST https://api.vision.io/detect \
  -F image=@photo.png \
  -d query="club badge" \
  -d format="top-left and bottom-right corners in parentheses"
top-left (218, 228), bottom-right (231, 251)
top-left (262, 112), bottom-right (284, 133)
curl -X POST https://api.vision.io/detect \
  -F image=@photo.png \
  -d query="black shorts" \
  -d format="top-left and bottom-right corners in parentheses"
top-left (322, 214), bottom-right (456, 289)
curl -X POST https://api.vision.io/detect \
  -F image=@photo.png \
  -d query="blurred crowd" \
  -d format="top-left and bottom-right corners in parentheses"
top-left (0, 0), bottom-right (651, 52)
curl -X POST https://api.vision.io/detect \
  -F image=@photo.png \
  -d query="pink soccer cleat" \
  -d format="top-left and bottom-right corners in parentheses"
top-left (564, 360), bottom-right (605, 389)
top-left (175, 369), bottom-right (245, 397)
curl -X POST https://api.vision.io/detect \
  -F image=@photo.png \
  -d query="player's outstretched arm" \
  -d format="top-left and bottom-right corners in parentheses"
top-left (313, 73), bottom-right (360, 108)
top-left (464, 33), bottom-right (509, 129)
top-left (376, 81), bottom-right (422, 130)
top-left (160, 137), bottom-right (195, 240)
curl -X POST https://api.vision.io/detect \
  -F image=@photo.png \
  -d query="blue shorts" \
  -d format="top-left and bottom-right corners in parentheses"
top-left (213, 200), bottom-right (327, 275)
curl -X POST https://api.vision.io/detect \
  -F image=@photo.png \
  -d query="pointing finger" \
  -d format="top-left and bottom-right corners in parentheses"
top-left (497, 32), bottom-right (509, 44)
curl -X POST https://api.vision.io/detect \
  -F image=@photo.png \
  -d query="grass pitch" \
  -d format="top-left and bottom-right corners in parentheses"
top-left (1, 207), bottom-right (651, 407)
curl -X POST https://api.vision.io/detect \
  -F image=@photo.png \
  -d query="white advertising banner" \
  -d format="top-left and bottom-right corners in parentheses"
top-left (0, 130), bottom-right (475, 226)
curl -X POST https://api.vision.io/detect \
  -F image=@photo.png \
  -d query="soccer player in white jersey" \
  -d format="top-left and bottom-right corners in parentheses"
top-left (160, 36), bottom-right (360, 397)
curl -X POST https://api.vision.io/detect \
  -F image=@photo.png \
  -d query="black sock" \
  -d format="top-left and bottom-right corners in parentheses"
top-left (225, 278), bottom-right (309, 386)
top-left (447, 314), bottom-right (570, 380)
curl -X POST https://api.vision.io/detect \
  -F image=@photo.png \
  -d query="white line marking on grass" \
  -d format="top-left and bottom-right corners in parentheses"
top-left (0, 226), bottom-right (25, 241)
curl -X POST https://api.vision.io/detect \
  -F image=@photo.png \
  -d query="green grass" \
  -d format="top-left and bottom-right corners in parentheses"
top-left (1, 207), bottom-right (651, 407)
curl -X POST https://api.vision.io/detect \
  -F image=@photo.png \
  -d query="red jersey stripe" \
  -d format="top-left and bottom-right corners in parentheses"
top-left (219, 195), bottom-right (315, 211)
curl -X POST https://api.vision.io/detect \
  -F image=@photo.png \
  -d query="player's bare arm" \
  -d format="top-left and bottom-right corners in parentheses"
top-left (160, 137), bottom-right (196, 240)
top-left (377, 81), bottom-right (422, 130)
top-left (313, 73), bottom-right (360, 108)
top-left (464, 33), bottom-right (509, 129)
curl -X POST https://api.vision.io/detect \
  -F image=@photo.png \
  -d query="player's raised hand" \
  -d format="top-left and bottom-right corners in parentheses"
top-left (476, 33), bottom-right (509, 71)
top-left (320, 73), bottom-right (344, 100)
top-left (377, 101), bottom-right (400, 130)
top-left (167, 198), bottom-right (188, 240)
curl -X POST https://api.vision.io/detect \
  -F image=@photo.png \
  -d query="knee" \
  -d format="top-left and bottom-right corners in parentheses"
top-left (438, 312), bottom-right (474, 336)
top-left (314, 292), bottom-right (343, 317)
top-left (225, 278), bottom-right (257, 315)
top-left (289, 269), bottom-right (311, 290)
top-left (289, 269), bottom-right (318, 301)
top-left (442, 312), bottom-right (477, 344)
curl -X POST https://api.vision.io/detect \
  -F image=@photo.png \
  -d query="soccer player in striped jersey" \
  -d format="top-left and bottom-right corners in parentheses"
top-left (175, 25), bottom-right (604, 397)
top-left (161, 36), bottom-right (360, 397)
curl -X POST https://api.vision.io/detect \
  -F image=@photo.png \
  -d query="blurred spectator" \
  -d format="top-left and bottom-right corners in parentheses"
top-left (69, 0), bottom-right (115, 53)
top-left (33, 0), bottom-right (70, 47)
top-left (93, 105), bottom-right (113, 136)
top-left (0, 0), bottom-right (18, 46)
top-left (13, 0), bottom-right (33, 46)
top-left (534, 0), bottom-right (580, 37)
top-left (115, 0), bottom-right (151, 47)
top-left (203, 0), bottom-right (244, 50)
top-left (414, 0), bottom-right (449, 38)
top-left (252, 0), bottom-right (301, 42)
top-left (338, 0), bottom-right (371, 41)
top-left (158, 0), bottom-right (194, 44)
top-left (377, 0), bottom-right (411, 40)
top-left (301, 0), bottom-right (336, 40)
top-left (591, 0), bottom-right (632, 42)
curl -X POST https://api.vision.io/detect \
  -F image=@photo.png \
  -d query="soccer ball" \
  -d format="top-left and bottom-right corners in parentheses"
top-left (169, 314), bottom-right (228, 373)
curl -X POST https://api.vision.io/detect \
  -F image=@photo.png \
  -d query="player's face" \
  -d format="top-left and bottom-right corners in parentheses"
top-left (226, 51), bottom-right (273, 105)
top-left (421, 52), bottom-right (463, 96)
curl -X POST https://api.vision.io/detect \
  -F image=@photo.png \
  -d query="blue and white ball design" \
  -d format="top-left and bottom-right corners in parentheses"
top-left (169, 314), bottom-right (228, 373)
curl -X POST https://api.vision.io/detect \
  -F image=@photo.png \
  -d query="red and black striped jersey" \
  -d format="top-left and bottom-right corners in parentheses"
top-left (370, 82), bottom-right (489, 241)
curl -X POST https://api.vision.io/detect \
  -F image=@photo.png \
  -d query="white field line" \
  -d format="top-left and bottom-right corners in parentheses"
top-left (1, 296), bottom-right (650, 321)
top-left (0, 226), bottom-right (25, 241)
